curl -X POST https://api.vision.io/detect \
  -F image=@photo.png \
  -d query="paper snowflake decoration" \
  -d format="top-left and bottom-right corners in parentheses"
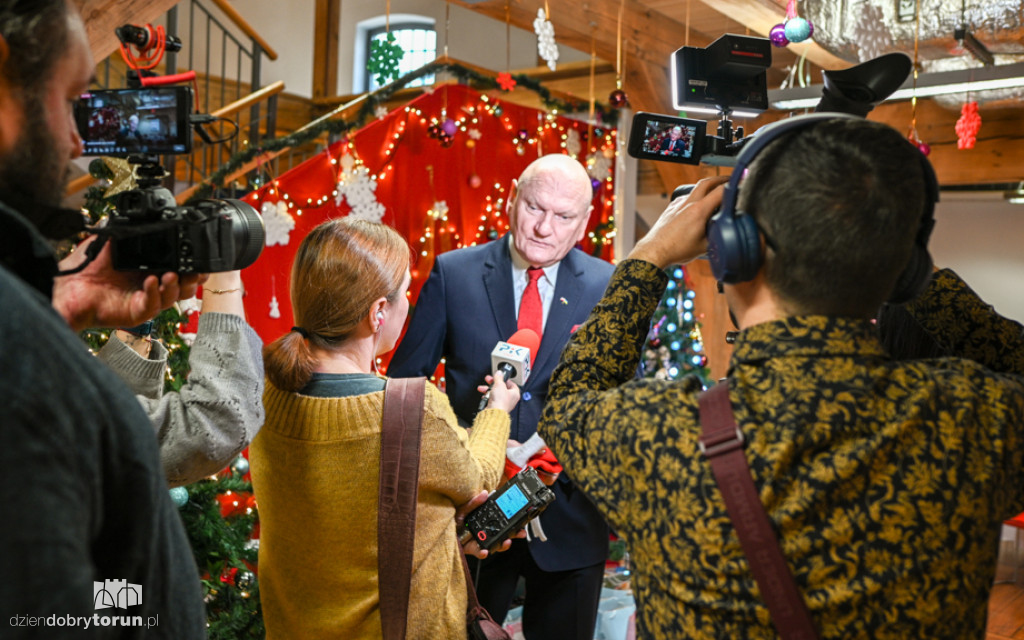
top-left (261, 199), bottom-right (295, 247)
top-left (586, 151), bottom-right (612, 181)
top-left (428, 200), bottom-right (449, 220)
top-left (335, 154), bottom-right (386, 222)
top-left (533, 8), bottom-right (558, 72)
top-left (565, 129), bottom-right (582, 157)
top-left (467, 128), bottom-right (482, 141)
top-left (497, 72), bottom-right (517, 92)
top-left (367, 32), bottom-right (404, 87)
top-left (375, 104), bottom-right (389, 120)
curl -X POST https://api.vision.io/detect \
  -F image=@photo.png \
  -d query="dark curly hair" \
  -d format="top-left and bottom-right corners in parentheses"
top-left (0, 0), bottom-right (72, 101)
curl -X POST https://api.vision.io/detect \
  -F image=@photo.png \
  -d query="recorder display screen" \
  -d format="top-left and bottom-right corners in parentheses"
top-left (496, 484), bottom-right (529, 518)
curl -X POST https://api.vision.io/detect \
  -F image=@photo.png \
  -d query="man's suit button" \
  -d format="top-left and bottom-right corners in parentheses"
top-left (522, 392), bottom-right (532, 401)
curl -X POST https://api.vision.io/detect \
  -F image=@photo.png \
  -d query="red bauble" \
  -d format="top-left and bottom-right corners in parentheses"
top-left (609, 89), bottom-right (628, 108)
top-left (468, 174), bottom-right (482, 189)
top-left (917, 141), bottom-right (931, 156)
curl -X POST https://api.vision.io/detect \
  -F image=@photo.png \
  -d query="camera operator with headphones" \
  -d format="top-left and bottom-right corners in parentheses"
top-left (538, 114), bottom-right (1024, 638)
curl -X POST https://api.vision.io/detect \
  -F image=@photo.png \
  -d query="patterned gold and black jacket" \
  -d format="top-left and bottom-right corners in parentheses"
top-left (540, 259), bottom-right (1024, 639)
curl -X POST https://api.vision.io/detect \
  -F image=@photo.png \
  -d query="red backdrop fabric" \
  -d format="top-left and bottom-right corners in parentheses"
top-left (236, 84), bottom-right (617, 361)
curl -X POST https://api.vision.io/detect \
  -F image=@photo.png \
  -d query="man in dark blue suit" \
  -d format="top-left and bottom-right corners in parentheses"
top-left (389, 154), bottom-right (615, 640)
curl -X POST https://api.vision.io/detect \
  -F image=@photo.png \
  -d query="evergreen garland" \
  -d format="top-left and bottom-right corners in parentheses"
top-left (186, 60), bottom-right (618, 203)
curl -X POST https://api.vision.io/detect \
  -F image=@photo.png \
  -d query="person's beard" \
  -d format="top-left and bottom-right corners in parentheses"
top-left (0, 91), bottom-right (69, 211)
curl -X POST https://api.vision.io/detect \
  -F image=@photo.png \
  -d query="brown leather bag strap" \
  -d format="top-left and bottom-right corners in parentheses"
top-left (698, 382), bottom-right (819, 640)
top-left (378, 377), bottom-right (426, 640)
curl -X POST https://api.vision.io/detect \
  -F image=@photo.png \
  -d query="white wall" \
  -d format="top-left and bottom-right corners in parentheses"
top-left (231, 0), bottom-right (587, 99)
top-left (634, 192), bottom-right (1024, 322)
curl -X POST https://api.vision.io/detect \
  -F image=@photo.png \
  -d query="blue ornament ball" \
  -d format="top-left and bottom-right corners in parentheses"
top-left (231, 456), bottom-right (250, 476)
top-left (769, 23), bottom-right (789, 47)
top-left (169, 486), bottom-right (189, 508)
top-left (784, 18), bottom-right (813, 44)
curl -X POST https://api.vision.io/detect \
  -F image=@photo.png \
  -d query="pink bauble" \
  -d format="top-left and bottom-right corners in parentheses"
top-left (441, 118), bottom-right (458, 136)
top-left (917, 141), bottom-right (931, 156)
top-left (468, 174), bottom-right (482, 189)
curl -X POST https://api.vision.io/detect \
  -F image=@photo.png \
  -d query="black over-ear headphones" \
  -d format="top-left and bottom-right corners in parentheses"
top-left (705, 112), bottom-right (938, 304)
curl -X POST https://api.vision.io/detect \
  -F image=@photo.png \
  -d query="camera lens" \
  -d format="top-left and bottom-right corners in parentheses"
top-left (206, 199), bottom-right (265, 270)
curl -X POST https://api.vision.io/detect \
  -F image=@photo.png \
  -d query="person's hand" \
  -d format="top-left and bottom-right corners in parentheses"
top-left (53, 235), bottom-right (207, 332)
top-left (628, 176), bottom-right (730, 269)
top-left (476, 369), bottom-right (521, 413)
top-left (456, 490), bottom-right (526, 559)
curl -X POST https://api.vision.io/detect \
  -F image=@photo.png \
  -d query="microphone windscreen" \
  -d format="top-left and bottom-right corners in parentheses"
top-left (506, 328), bottom-right (541, 358)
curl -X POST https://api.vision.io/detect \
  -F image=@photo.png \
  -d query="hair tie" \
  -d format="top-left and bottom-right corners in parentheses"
top-left (291, 326), bottom-right (310, 339)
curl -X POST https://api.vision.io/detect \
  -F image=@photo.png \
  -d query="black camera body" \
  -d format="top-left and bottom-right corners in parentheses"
top-left (75, 75), bottom-right (265, 273)
top-left (107, 180), bottom-right (265, 273)
top-left (629, 34), bottom-right (772, 168)
top-left (462, 466), bottom-right (555, 552)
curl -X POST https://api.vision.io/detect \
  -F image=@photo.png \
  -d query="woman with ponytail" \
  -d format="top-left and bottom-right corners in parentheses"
top-left (250, 217), bottom-right (519, 639)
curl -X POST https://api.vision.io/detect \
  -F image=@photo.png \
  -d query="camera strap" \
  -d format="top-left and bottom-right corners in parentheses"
top-left (697, 382), bottom-right (819, 640)
top-left (378, 376), bottom-right (426, 640)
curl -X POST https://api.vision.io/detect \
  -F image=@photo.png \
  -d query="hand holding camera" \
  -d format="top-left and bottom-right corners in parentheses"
top-left (628, 176), bottom-right (729, 270)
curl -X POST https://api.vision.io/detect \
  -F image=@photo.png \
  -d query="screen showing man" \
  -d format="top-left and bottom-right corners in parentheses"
top-left (75, 86), bottom-right (191, 156)
top-left (644, 122), bottom-right (696, 159)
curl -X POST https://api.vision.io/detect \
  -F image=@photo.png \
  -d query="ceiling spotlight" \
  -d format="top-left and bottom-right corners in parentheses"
top-left (954, 27), bottom-right (995, 67)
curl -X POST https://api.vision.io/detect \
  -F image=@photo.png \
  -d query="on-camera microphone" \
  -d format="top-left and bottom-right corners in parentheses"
top-left (477, 328), bottom-right (541, 411)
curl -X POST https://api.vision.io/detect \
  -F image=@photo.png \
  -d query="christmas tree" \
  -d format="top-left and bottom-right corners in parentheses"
top-left (640, 266), bottom-right (710, 384)
top-left (81, 161), bottom-right (264, 638)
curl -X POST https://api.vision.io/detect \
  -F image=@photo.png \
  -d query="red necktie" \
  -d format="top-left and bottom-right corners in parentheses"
top-left (518, 267), bottom-right (544, 343)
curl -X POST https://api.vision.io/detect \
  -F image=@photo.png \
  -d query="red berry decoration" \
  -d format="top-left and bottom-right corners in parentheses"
top-left (955, 101), bottom-right (981, 150)
top-left (609, 89), bottom-right (629, 108)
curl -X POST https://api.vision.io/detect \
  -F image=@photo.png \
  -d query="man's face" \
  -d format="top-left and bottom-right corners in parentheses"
top-left (507, 169), bottom-right (591, 268)
top-left (669, 127), bottom-right (682, 140)
top-left (0, 3), bottom-right (92, 208)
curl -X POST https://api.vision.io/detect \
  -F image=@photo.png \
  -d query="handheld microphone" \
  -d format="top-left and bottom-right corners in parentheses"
top-left (477, 328), bottom-right (541, 411)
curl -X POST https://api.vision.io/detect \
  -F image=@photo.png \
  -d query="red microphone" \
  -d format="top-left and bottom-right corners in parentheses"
top-left (478, 328), bottom-right (540, 411)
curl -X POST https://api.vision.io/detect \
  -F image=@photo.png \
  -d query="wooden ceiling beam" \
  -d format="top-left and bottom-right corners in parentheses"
top-left (690, 0), bottom-right (849, 70)
top-left (450, 0), bottom-right (713, 73)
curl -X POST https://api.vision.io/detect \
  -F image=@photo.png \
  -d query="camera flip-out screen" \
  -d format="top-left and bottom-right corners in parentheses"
top-left (627, 112), bottom-right (707, 166)
top-left (75, 86), bottom-right (193, 157)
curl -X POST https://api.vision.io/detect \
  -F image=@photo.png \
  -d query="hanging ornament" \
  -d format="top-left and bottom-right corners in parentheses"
top-left (261, 199), bottom-right (295, 247)
top-left (533, 6), bottom-right (559, 71)
top-left (468, 174), bottom-right (482, 189)
top-left (269, 295), bottom-right (281, 319)
top-left (784, 17), bottom-right (813, 44)
top-left (566, 129), bottom-right (582, 157)
top-left (775, 0), bottom-right (813, 46)
top-left (367, 32), bottom-right (404, 87)
top-left (236, 571), bottom-right (255, 590)
top-left (608, 89), bottom-right (629, 108)
top-left (441, 118), bottom-right (458, 137)
top-left (374, 104), bottom-right (389, 120)
top-left (101, 157), bottom-right (138, 197)
top-left (496, 72), bottom-right (517, 92)
top-left (586, 150), bottom-right (612, 182)
top-left (169, 486), bottom-right (189, 508)
top-left (231, 455), bottom-right (250, 476)
top-left (769, 24), bottom-right (789, 48)
top-left (955, 101), bottom-right (981, 150)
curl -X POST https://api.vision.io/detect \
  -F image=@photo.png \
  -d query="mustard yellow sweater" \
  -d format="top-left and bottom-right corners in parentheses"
top-left (251, 378), bottom-right (510, 639)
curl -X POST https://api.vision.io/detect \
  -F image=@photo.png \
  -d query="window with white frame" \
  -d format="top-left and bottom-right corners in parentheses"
top-left (363, 20), bottom-right (436, 92)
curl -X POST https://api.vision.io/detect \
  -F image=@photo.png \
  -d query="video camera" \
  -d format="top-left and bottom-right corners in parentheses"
top-left (72, 30), bottom-right (264, 274)
top-left (627, 33), bottom-right (771, 168)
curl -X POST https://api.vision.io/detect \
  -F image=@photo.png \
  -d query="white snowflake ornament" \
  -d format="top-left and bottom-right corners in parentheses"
top-left (428, 200), bottom-right (449, 220)
top-left (565, 129), bottom-right (582, 158)
top-left (335, 154), bottom-right (386, 222)
top-left (375, 104), bottom-right (389, 120)
top-left (261, 200), bottom-right (295, 247)
top-left (533, 8), bottom-right (558, 72)
top-left (586, 151), bottom-right (611, 181)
